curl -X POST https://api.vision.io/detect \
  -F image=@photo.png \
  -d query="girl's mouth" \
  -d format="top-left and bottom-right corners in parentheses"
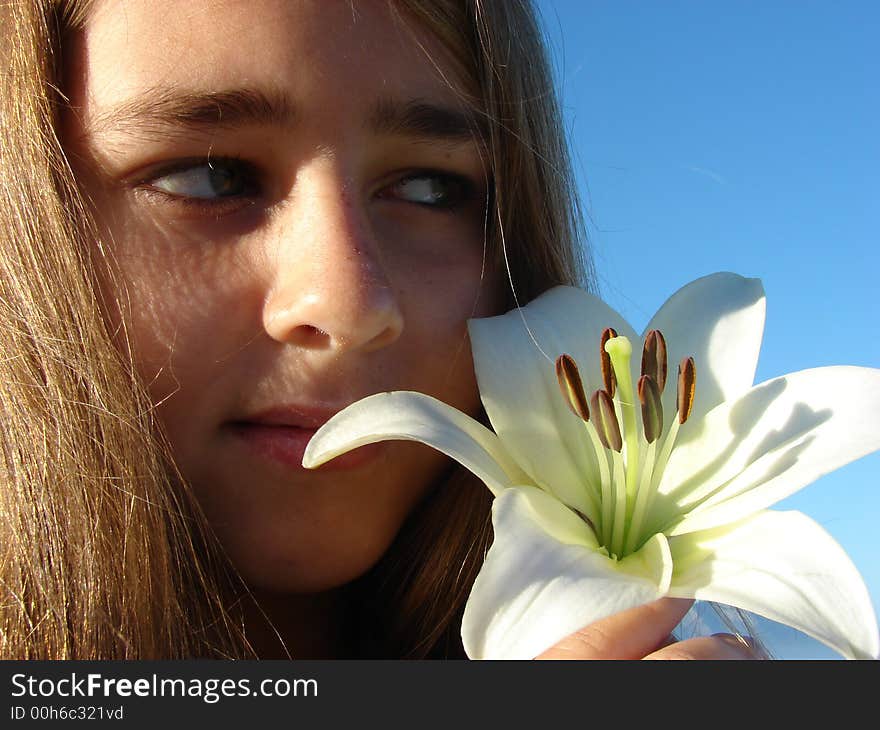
top-left (228, 402), bottom-right (386, 470)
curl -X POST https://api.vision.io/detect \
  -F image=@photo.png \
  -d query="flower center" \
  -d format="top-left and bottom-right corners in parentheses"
top-left (555, 330), bottom-right (696, 559)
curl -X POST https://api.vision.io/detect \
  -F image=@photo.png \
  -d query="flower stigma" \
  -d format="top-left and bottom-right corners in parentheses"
top-left (555, 330), bottom-right (697, 560)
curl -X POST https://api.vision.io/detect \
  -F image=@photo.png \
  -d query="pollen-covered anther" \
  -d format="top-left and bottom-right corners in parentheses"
top-left (555, 354), bottom-right (590, 422)
top-left (637, 374), bottom-right (663, 443)
top-left (676, 356), bottom-right (697, 424)
top-left (590, 389), bottom-right (622, 452)
top-left (641, 330), bottom-right (668, 392)
top-left (600, 327), bottom-right (618, 397)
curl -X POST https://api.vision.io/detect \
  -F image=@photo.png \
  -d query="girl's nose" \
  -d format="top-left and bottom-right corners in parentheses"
top-left (261, 164), bottom-right (404, 354)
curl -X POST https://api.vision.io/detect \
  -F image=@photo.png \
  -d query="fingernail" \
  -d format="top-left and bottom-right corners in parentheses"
top-left (712, 632), bottom-right (768, 659)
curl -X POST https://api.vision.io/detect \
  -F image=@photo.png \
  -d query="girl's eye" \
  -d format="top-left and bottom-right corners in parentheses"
top-left (147, 159), bottom-right (258, 201)
top-left (385, 173), bottom-right (474, 209)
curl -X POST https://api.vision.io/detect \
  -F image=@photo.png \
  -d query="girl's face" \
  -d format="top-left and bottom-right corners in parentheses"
top-left (63, 0), bottom-right (501, 592)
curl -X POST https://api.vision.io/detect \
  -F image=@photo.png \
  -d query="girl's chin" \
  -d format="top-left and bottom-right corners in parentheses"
top-left (233, 558), bottom-right (381, 595)
top-left (186, 472), bottom-right (400, 593)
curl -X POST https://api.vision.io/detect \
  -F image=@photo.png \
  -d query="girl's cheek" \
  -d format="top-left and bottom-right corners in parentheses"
top-left (114, 250), bottom-right (245, 379)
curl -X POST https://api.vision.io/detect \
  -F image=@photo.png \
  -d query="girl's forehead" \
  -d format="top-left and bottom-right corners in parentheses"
top-left (73, 0), bottom-right (468, 118)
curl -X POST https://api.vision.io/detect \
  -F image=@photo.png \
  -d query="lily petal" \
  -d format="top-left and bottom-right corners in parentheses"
top-left (468, 286), bottom-right (638, 516)
top-left (302, 391), bottom-right (529, 496)
top-left (644, 273), bottom-right (765, 429)
top-left (658, 366), bottom-right (880, 535)
top-left (461, 485), bottom-right (669, 659)
top-left (668, 510), bottom-right (879, 660)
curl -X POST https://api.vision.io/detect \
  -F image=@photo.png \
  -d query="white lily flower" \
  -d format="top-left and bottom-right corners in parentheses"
top-left (303, 273), bottom-right (880, 660)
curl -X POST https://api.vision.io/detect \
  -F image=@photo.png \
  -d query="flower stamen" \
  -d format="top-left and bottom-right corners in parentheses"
top-left (677, 356), bottom-right (697, 424)
top-left (641, 330), bottom-right (668, 392)
top-left (625, 369), bottom-right (663, 553)
top-left (555, 354), bottom-right (590, 422)
top-left (637, 374), bottom-right (663, 444)
top-left (554, 334), bottom-right (699, 556)
top-left (555, 353), bottom-right (608, 537)
top-left (590, 389), bottom-right (622, 452)
top-left (600, 327), bottom-right (618, 397)
top-left (641, 357), bottom-right (697, 537)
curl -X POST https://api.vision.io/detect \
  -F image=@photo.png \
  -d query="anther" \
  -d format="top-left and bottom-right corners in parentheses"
top-left (676, 356), bottom-right (696, 424)
top-left (638, 374), bottom-right (663, 443)
top-left (590, 389), bottom-right (623, 452)
top-left (600, 327), bottom-right (618, 397)
top-left (555, 354), bottom-right (590, 422)
top-left (641, 330), bottom-right (668, 393)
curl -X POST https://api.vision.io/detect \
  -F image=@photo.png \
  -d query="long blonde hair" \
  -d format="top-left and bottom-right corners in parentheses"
top-left (0, 0), bottom-right (591, 658)
top-left (0, 0), bottom-right (257, 658)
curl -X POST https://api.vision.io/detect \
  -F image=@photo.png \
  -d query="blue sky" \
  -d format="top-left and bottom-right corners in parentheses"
top-left (535, 0), bottom-right (878, 659)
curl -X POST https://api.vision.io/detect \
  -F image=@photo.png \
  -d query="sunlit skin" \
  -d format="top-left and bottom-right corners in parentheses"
top-left (59, 0), bottom-right (753, 659)
top-left (61, 0), bottom-right (502, 655)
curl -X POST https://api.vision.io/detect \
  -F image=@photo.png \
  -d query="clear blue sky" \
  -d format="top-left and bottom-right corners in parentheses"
top-left (535, 0), bottom-right (879, 659)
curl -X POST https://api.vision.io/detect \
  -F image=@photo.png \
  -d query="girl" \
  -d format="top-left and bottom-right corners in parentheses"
top-left (0, 0), bottom-right (751, 659)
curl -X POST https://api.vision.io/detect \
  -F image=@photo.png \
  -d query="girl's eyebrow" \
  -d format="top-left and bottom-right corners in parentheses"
top-left (86, 85), bottom-right (486, 143)
top-left (89, 86), bottom-right (298, 134)
top-left (368, 97), bottom-right (485, 142)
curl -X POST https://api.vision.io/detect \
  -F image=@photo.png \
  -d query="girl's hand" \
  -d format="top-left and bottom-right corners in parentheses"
top-left (534, 598), bottom-right (758, 660)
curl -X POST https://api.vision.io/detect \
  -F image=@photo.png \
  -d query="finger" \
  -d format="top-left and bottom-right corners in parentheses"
top-left (535, 597), bottom-right (694, 660)
top-left (644, 633), bottom-right (759, 660)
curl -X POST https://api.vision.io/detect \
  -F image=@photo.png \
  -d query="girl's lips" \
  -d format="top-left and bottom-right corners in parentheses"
top-left (228, 422), bottom-right (384, 471)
